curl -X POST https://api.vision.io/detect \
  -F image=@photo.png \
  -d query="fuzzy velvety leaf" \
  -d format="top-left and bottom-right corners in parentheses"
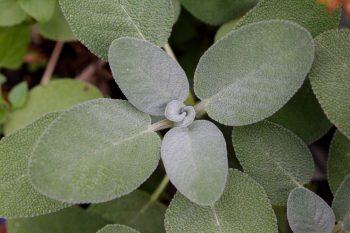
top-left (9, 81), bottom-right (28, 109)
top-left (97, 225), bottom-right (139, 233)
top-left (232, 121), bottom-right (314, 205)
top-left (309, 29), bottom-right (350, 140)
top-left (172, 0), bottom-right (181, 22)
top-left (88, 190), bottom-right (165, 233)
top-left (18, 0), bottom-right (55, 22)
top-left (4, 79), bottom-right (102, 135)
top-left (287, 188), bottom-right (335, 233)
top-left (59, 0), bottom-right (174, 60)
top-left (328, 130), bottom-right (350, 194)
top-left (194, 20), bottom-right (314, 126)
top-left (0, 0), bottom-right (27, 26)
top-left (332, 175), bottom-right (350, 232)
top-left (109, 37), bottom-right (188, 116)
top-left (161, 120), bottom-right (227, 205)
top-left (29, 99), bottom-right (161, 204)
top-left (0, 113), bottom-right (69, 218)
top-left (165, 169), bottom-right (278, 233)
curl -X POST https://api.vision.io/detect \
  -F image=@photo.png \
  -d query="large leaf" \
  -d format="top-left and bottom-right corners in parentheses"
top-left (109, 37), bottom-right (188, 116)
top-left (97, 225), bottom-right (139, 233)
top-left (161, 120), bottom-right (227, 205)
top-left (18, 0), bottom-right (55, 22)
top-left (332, 175), bottom-right (350, 232)
top-left (29, 99), bottom-right (161, 204)
top-left (287, 188), bottom-right (335, 233)
top-left (7, 207), bottom-right (109, 233)
top-left (165, 169), bottom-right (278, 233)
top-left (232, 121), bottom-right (314, 205)
top-left (88, 190), bottom-right (166, 233)
top-left (0, 113), bottom-right (69, 218)
top-left (4, 79), bottom-right (102, 135)
top-left (328, 130), bottom-right (350, 194)
top-left (59, 0), bottom-right (174, 60)
top-left (0, 0), bottom-right (27, 26)
top-left (194, 20), bottom-right (314, 126)
top-left (309, 29), bottom-right (350, 140)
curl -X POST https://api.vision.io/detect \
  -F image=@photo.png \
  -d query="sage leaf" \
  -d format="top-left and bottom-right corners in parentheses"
top-left (97, 225), bottom-right (139, 233)
top-left (0, 0), bottom-right (27, 26)
top-left (164, 100), bottom-right (195, 127)
top-left (18, 0), bottom-right (55, 22)
top-left (4, 79), bottom-right (102, 135)
top-left (309, 29), bottom-right (350, 140)
top-left (88, 190), bottom-right (166, 233)
top-left (194, 20), bottom-right (314, 126)
top-left (109, 37), bottom-right (189, 116)
top-left (165, 169), bottom-right (278, 233)
top-left (9, 81), bottom-right (28, 109)
top-left (7, 207), bottom-right (109, 233)
top-left (232, 121), bottom-right (314, 205)
top-left (161, 120), bottom-right (227, 205)
top-left (0, 112), bottom-right (69, 218)
top-left (287, 188), bottom-right (335, 233)
top-left (59, 0), bottom-right (174, 60)
top-left (172, 0), bottom-right (181, 23)
top-left (29, 99), bottom-right (161, 204)
top-left (328, 130), bottom-right (350, 194)
top-left (332, 175), bottom-right (350, 232)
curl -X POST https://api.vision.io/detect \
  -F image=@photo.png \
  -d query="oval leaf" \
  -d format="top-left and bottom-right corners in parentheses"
top-left (165, 169), bottom-right (278, 233)
top-left (9, 81), bottom-right (28, 109)
top-left (287, 188), bottom-right (335, 233)
top-left (232, 121), bottom-right (314, 205)
top-left (18, 0), bottom-right (55, 22)
top-left (309, 29), bottom-right (350, 140)
top-left (97, 225), bottom-right (139, 233)
top-left (161, 120), bottom-right (228, 205)
top-left (59, 0), bottom-right (174, 60)
top-left (0, 0), bottom-right (27, 26)
top-left (29, 99), bottom-right (161, 204)
top-left (109, 37), bottom-right (189, 116)
top-left (332, 175), bottom-right (350, 232)
top-left (0, 112), bottom-right (69, 218)
top-left (194, 20), bottom-right (314, 126)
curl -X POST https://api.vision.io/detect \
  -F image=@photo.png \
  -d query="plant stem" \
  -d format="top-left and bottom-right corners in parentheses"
top-left (40, 41), bottom-right (64, 86)
top-left (164, 43), bottom-right (177, 61)
top-left (150, 175), bottom-right (170, 203)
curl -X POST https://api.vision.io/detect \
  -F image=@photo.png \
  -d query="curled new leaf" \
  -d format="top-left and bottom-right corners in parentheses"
top-left (97, 225), bottom-right (140, 233)
top-left (164, 100), bottom-right (195, 127)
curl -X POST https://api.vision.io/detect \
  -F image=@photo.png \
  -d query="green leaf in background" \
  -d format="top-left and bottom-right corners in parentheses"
top-left (0, 112), bottom-right (70, 219)
top-left (7, 207), bottom-right (109, 233)
top-left (214, 18), bottom-right (240, 42)
top-left (29, 99), bottom-right (161, 204)
top-left (328, 130), bottom-right (350, 194)
top-left (97, 225), bottom-right (140, 233)
top-left (332, 175), bottom-right (350, 232)
top-left (0, 0), bottom-right (27, 26)
top-left (109, 37), bottom-right (189, 116)
top-left (310, 29), bottom-right (350, 140)
top-left (161, 120), bottom-right (227, 205)
top-left (18, 0), bottom-right (55, 23)
top-left (88, 190), bottom-right (166, 233)
top-left (165, 169), bottom-right (278, 233)
top-left (9, 81), bottom-right (28, 110)
top-left (232, 121), bottom-right (314, 205)
top-left (59, 0), bottom-right (174, 60)
top-left (194, 20), bottom-right (314, 126)
top-left (179, 0), bottom-right (258, 25)
top-left (287, 188), bottom-right (335, 233)
top-left (269, 80), bottom-right (332, 144)
top-left (0, 73), bottom-right (6, 85)
top-left (4, 79), bottom-right (102, 135)
top-left (0, 105), bottom-right (7, 125)
top-left (0, 24), bottom-right (31, 69)
top-left (38, 2), bottom-right (75, 42)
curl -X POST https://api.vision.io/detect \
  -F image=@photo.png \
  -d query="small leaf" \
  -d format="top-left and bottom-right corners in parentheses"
top-left (89, 190), bottom-right (165, 233)
top-left (309, 29), bottom-right (350, 140)
top-left (0, 112), bottom-right (70, 218)
top-left (328, 130), bottom-right (350, 194)
top-left (332, 175), bottom-right (350, 232)
top-left (29, 99), bottom-right (161, 204)
top-left (109, 37), bottom-right (189, 116)
top-left (165, 169), bottom-right (278, 233)
top-left (0, 0), bottom-right (27, 26)
top-left (18, 0), bottom-right (55, 22)
top-left (59, 0), bottom-right (174, 60)
top-left (214, 18), bottom-right (240, 42)
top-left (97, 225), bottom-right (140, 233)
top-left (232, 121), bottom-right (314, 205)
top-left (287, 187), bottom-right (335, 233)
top-left (194, 20), bottom-right (314, 126)
top-left (0, 73), bottom-right (6, 85)
top-left (9, 81), bottom-right (28, 109)
top-left (164, 100), bottom-right (195, 127)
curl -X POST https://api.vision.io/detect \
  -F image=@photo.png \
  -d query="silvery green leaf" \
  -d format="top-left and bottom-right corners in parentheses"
top-left (232, 121), bottom-right (314, 205)
top-left (194, 20), bottom-right (314, 126)
top-left (165, 169), bottom-right (278, 233)
top-left (97, 225), bottom-right (140, 233)
top-left (29, 99), bottom-right (161, 204)
top-left (287, 188), bottom-right (335, 233)
top-left (109, 37), bottom-right (189, 116)
top-left (164, 100), bottom-right (195, 127)
top-left (332, 175), bottom-right (350, 232)
top-left (0, 112), bottom-right (70, 218)
top-left (161, 120), bottom-right (228, 205)
top-left (59, 0), bottom-right (174, 60)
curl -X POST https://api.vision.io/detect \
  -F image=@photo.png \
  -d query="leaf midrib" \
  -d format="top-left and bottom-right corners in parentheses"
top-left (119, 2), bottom-right (146, 40)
